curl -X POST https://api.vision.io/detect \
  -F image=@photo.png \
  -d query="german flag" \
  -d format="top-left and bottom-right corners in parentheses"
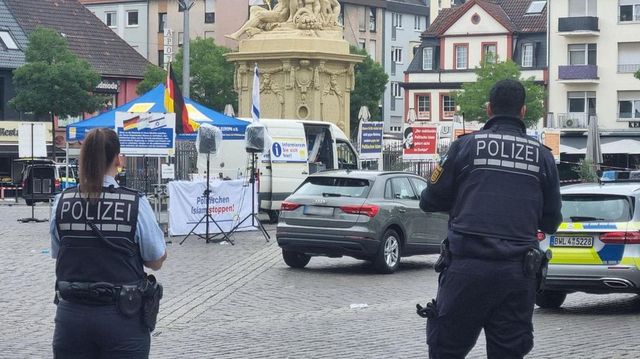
top-left (123, 115), bottom-right (141, 131)
top-left (164, 62), bottom-right (199, 134)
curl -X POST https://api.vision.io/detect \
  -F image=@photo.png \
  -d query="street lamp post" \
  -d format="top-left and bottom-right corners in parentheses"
top-left (179, 0), bottom-right (195, 97)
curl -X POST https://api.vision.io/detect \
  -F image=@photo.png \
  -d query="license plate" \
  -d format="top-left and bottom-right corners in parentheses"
top-left (303, 206), bottom-right (334, 216)
top-left (551, 236), bottom-right (594, 247)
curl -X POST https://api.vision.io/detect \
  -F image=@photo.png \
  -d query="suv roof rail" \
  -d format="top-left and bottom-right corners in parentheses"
top-left (600, 170), bottom-right (640, 184)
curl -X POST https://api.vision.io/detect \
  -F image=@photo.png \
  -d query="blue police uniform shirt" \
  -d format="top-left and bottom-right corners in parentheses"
top-left (50, 176), bottom-right (166, 262)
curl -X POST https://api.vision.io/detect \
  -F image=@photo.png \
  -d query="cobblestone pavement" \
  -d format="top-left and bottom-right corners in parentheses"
top-left (1, 204), bottom-right (639, 358)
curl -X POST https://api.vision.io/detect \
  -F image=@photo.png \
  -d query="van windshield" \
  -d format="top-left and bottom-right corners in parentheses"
top-left (561, 194), bottom-right (634, 222)
top-left (295, 177), bottom-right (370, 198)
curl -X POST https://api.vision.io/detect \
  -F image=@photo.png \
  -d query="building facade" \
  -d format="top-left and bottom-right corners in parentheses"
top-left (339, 0), bottom-right (385, 63)
top-left (81, 0), bottom-right (149, 57)
top-left (403, 0), bottom-right (547, 126)
top-left (148, 0), bottom-right (248, 67)
top-left (548, 0), bottom-right (640, 171)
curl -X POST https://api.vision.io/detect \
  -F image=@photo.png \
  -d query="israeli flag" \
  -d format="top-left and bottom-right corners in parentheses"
top-left (251, 64), bottom-right (260, 123)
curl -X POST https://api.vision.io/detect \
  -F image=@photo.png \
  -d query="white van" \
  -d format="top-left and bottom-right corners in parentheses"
top-left (198, 119), bottom-right (360, 221)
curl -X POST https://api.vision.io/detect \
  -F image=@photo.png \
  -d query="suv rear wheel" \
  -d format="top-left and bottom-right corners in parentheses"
top-left (374, 229), bottom-right (401, 274)
top-left (282, 250), bottom-right (311, 269)
top-left (536, 290), bottom-right (567, 309)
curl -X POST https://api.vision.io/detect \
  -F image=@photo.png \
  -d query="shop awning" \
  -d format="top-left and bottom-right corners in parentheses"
top-left (560, 137), bottom-right (640, 154)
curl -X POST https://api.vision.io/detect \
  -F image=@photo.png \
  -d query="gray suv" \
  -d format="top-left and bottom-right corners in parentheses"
top-left (276, 170), bottom-right (449, 273)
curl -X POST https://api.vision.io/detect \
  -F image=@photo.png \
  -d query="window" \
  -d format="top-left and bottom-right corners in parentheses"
top-left (620, 1), bottom-right (640, 22)
top-left (159, 12), bottom-right (167, 33)
top-left (569, 0), bottom-right (596, 17)
top-left (369, 7), bottom-right (377, 32)
top-left (618, 42), bottom-right (640, 73)
top-left (482, 43), bottom-right (497, 64)
top-left (297, 177), bottom-right (370, 198)
top-left (369, 39), bottom-right (377, 57)
top-left (414, 15), bottom-right (424, 31)
top-left (205, 0), bottom-right (215, 23)
top-left (562, 195), bottom-right (633, 223)
top-left (416, 95), bottom-right (431, 120)
top-left (392, 13), bottom-right (403, 28)
top-left (106, 11), bottom-right (117, 27)
top-left (127, 10), bottom-right (139, 26)
top-left (0, 31), bottom-right (18, 50)
top-left (358, 39), bottom-right (366, 50)
top-left (441, 95), bottom-right (456, 120)
top-left (422, 47), bottom-right (434, 70)
top-left (568, 91), bottom-right (596, 114)
top-left (388, 177), bottom-right (418, 200)
top-left (392, 47), bottom-right (403, 64)
top-left (526, 0), bottom-right (547, 14)
top-left (409, 178), bottom-right (428, 196)
top-left (454, 44), bottom-right (468, 70)
top-left (158, 50), bottom-right (164, 68)
top-left (618, 92), bottom-right (640, 119)
top-left (359, 7), bottom-right (366, 31)
top-left (336, 141), bottom-right (358, 170)
top-left (391, 82), bottom-right (402, 98)
top-left (521, 43), bottom-right (534, 67)
top-left (568, 43), bottom-right (597, 65)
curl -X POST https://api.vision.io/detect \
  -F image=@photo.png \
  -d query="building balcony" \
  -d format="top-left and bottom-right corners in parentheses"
top-left (552, 113), bottom-right (593, 129)
top-left (558, 16), bottom-right (599, 36)
top-left (618, 64), bottom-right (640, 73)
top-left (558, 65), bottom-right (599, 83)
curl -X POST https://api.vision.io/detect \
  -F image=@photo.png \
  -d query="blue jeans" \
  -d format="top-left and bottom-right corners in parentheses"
top-left (53, 300), bottom-right (150, 359)
top-left (427, 257), bottom-right (537, 359)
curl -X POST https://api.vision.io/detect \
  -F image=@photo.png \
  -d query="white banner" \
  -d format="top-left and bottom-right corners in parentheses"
top-left (168, 179), bottom-right (257, 236)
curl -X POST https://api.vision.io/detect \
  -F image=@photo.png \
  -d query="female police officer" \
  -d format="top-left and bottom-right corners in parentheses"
top-left (50, 128), bottom-right (167, 358)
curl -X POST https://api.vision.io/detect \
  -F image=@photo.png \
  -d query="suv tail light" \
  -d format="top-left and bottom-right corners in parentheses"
top-left (340, 204), bottom-right (379, 218)
top-left (600, 231), bottom-right (640, 244)
top-left (55, 178), bottom-right (61, 190)
top-left (281, 201), bottom-right (301, 211)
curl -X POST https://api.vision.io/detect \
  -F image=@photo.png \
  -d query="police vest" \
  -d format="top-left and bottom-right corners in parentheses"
top-left (450, 124), bottom-right (547, 242)
top-left (55, 186), bottom-right (144, 285)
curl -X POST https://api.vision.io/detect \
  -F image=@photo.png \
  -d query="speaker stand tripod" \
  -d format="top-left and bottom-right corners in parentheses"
top-left (227, 153), bottom-right (270, 242)
top-left (180, 152), bottom-right (234, 245)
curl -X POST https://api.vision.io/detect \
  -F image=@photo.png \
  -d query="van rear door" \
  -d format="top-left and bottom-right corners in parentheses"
top-left (260, 121), bottom-right (310, 211)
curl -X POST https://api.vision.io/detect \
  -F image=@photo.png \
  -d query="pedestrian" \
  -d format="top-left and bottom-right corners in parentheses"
top-left (50, 128), bottom-right (167, 358)
top-left (419, 80), bottom-right (562, 359)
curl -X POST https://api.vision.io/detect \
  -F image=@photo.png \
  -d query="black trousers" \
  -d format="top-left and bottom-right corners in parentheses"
top-left (427, 257), bottom-right (537, 359)
top-left (53, 300), bottom-right (150, 359)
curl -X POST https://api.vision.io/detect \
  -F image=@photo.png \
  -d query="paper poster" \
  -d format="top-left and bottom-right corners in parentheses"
top-left (270, 137), bottom-right (308, 163)
top-left (18, 122), bottom-right (48, 158)
top-left (402, 124), bottom-right (438, 160)
top-left (359, 122), bottom-right (384, 160)
top-left (115, 112), bottom-right (176, 156)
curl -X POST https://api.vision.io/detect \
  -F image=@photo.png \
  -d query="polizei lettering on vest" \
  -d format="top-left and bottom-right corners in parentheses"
top-left (60, 200), bottom-right (133, 222)
top-left (474, 134), bottom-right (541, 174)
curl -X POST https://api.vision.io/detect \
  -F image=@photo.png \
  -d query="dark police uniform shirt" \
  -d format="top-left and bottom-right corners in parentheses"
top-left (420, 116), bottom-right (563, 260)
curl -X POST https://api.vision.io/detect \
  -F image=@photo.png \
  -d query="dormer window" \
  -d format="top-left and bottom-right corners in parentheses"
top-left (0, 31), bottom-right (18, 50)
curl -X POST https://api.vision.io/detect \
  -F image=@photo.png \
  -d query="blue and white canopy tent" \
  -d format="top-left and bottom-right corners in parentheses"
top-left (66, 84), bottom-right (249, 142)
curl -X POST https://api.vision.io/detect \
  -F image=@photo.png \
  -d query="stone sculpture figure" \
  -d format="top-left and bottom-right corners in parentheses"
top-left (227, 0), bottom-right (341, 40)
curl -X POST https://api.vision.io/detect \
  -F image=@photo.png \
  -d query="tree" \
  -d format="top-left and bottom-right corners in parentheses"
top-left (350, 46), bottom-right (389, 135)
top-left (635, 69), bottom-right (640, 81)
top-left (451, 58), bottom-right (545, 128)
top-left (137, 65), bottom-right (166, 95)
top-left (173, 38), bottom-right (237, 111)
top-left (10, 27), bottom-right (103, 119)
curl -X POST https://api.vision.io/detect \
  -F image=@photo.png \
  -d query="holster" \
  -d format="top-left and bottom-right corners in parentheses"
top-left (139, 275), bottom-right (163, 331)
top-left (117, 284), bottom-right (142, 317)
top-left (523, 248), bottom-right (552, 291)
top-left (434, 238), bottom-right (451, 273)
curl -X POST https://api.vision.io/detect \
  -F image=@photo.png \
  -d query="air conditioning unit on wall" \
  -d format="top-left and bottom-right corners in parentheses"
top-left (562, 118), bottom-right (579, 128)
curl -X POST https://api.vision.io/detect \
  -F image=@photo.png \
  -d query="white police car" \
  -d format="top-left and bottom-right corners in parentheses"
top-left (537, 171), bottom-right (640, 308)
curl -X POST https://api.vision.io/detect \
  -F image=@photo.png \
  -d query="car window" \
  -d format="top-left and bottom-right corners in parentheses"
top-left (295, 177), bottom-right (370, 198)
top-left (384, 180), bottom-right (393, 199)
top-left (409, 177), bottom-right (427, 196)
top-left (336, 141), bottom-right (358, 170)
top-left (562, 194), bottom-right (634, 222)
top-left (390, 177), bottom-right (418, 200)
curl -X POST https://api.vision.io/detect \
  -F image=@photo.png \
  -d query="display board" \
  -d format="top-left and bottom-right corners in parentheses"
top-left (115, 112), bottom-right (176, 156)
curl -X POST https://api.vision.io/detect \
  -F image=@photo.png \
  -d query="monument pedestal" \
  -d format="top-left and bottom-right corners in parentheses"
top-left (226, 34), bottom-right (362, 136)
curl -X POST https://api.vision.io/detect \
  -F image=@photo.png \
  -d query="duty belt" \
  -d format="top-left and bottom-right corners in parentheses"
top-left (56, 281), bottom-right (135, 306)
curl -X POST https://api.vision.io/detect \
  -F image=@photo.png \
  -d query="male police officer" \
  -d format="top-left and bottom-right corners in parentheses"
top-left (420, 80), bottom-right (562, 359)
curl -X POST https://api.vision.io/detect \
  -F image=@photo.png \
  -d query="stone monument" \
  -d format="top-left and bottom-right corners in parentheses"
top-left (225, 0), bottom-right (363, 136)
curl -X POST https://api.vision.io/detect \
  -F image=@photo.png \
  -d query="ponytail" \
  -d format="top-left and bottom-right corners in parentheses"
top-left (79, 128), bottom-right (120, 200)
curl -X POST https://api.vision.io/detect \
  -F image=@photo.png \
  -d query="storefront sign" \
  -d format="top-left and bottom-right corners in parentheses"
top-left (95, 80), bottom-right (120, 93)
top-left (402, 124), bottom-right (438, 160)
top-left (115, 112), bottom-right (176, 156)
top-left (0, 121), bottom-right (53, 143)
top-left (164, 28), bottom-right (174, 68)
top-left (359, 122), bottom-right (384, 160)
